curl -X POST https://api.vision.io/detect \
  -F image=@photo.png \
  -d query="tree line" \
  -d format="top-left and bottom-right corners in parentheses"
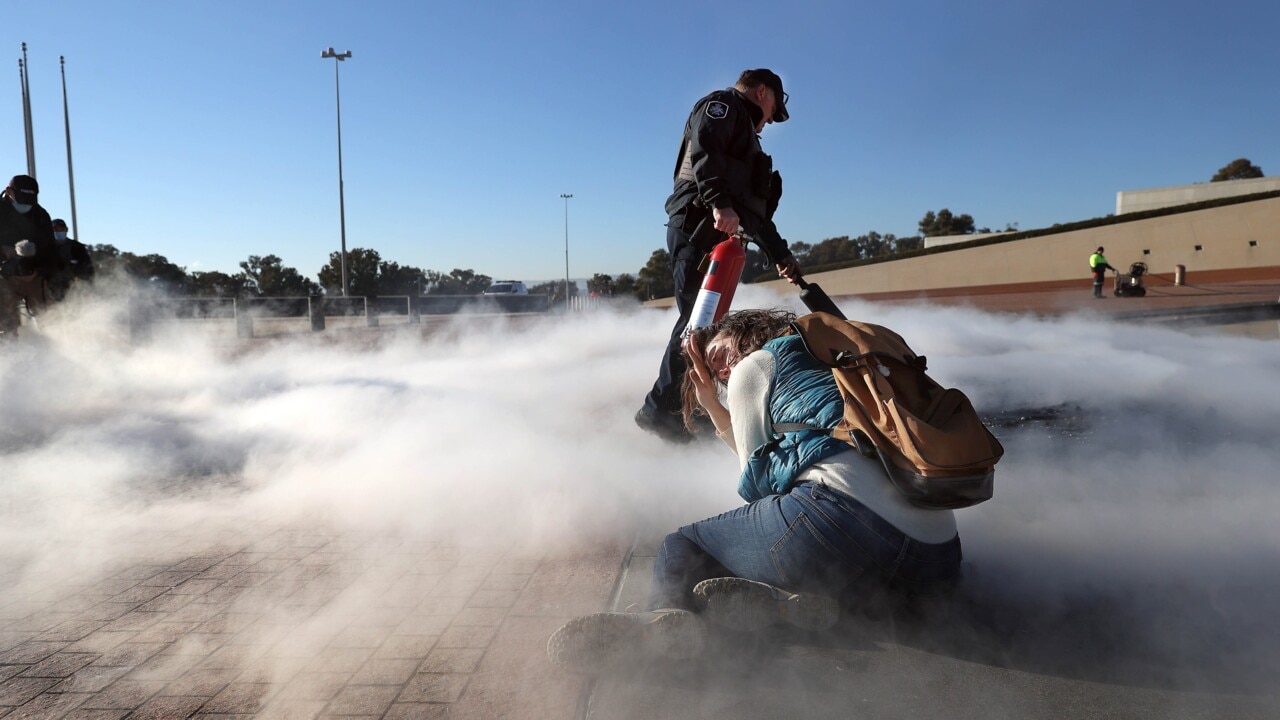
top-left (86, 245), bottom-right (522, 299)
top-left (81, 219), bottom-right (955, 302)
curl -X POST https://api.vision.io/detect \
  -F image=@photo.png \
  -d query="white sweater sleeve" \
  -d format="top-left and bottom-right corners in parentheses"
top-left (724, 350), bottom-right (776, 472)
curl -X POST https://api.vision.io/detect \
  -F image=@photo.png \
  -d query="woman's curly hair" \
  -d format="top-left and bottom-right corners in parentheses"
top-left (680, 308), bottom-right (797, 433)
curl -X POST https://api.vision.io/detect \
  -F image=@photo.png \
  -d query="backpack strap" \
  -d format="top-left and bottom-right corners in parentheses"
top-left (830, 426), bottom-right (879, 458)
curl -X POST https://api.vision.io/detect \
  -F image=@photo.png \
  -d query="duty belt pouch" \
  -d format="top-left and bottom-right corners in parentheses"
top-left (680, 201), bottom-right (709, 233)
top-left (751, 154), bottom-right (774, 196)
top-left (767, 170), bottom-right (782, 220)
top-left (683, 203), bottom-right (724, 255)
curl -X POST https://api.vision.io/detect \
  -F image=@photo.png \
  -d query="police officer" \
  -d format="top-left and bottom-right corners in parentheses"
top-left (0, 175), bottom-right (60, 337)
top-left (1088, 246), bottom-right (1116, 299)
top-left (636, 69), bottom-right (802, 443)
top-left (48, 218), bottom-right (95, 301)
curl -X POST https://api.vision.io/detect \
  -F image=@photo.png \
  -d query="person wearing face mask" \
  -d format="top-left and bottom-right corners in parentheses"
top-left (0, 175), bottom-right (60, 336)
top-left (547, 309), bottom-right (961, 673)
top-left (48, 218), bottom-right (95, 301)
top-left (635, 69), bottom-right (804, 445)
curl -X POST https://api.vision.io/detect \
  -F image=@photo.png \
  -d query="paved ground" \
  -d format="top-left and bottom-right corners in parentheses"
top-left (585, 536), bottom-right (1280, 720)
top-left (0, 524), bottom-right (620, 719)
top-left (6, 525), bottom-right (1278, 719)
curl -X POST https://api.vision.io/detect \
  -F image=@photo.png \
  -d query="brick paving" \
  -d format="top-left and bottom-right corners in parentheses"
top-left (0, 527), bottom-right (619, 718)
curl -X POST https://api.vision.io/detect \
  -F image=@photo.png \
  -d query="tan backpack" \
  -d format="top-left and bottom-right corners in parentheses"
top-left (791, 312), bottom-right (1004, 509)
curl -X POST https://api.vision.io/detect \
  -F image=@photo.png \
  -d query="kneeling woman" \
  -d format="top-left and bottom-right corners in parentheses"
top-left (548, 309), bottom-right (961, 673)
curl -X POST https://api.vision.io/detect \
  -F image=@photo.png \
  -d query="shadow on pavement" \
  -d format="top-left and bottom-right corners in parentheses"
top-left (845, 564), bottom-right (1280, 696)
top-left (582, 545), bottom-right (1280, 720)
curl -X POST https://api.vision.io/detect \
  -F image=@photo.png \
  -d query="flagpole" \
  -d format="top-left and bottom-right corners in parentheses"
top-left (61, 56), bottom-right (79, 241)
top-left (20, 42), bottom-right (36, 177)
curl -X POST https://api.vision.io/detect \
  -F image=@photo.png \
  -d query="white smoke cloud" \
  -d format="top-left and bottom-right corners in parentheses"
top-left (1, 292), bottom-right (738, 593)
top-left (3, 282), bottom-right (1278, 701)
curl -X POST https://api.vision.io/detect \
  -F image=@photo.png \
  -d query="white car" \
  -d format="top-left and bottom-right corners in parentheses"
top-left (483, 281), bottom-right (528, 295)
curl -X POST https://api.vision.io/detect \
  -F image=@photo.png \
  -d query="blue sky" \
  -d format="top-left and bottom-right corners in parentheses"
top-left (5, 1), bottom-right (1278, 284)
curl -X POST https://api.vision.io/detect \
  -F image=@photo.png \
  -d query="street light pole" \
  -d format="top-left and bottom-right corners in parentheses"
top-left (321, 47), bottom-right (352, 297)
top-left (560, 193), bottom-right (572, 312)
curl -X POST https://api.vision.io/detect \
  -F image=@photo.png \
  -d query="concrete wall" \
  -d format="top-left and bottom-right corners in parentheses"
top-left (1116, 176), bottom-right (1280, 214)
top-left (759, 196), bottom-right (1280, 298)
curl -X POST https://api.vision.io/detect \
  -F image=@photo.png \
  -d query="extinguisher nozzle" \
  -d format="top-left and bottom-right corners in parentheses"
top-left (798, 282), bottom-right (847, 320)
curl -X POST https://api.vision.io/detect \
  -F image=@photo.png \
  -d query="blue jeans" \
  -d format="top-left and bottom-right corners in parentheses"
top-left (647, 482), bottom-right (962, 611)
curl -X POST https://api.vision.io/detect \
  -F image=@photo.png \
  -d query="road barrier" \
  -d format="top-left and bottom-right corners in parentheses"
top-left (128, 293), bottom-right (553, 342)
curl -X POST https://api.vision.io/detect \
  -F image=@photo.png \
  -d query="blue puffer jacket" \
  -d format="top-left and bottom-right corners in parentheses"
top-left (737, 335), bottom-right (850, 502)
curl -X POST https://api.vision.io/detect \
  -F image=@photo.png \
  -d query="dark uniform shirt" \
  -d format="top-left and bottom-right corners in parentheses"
top-left (665, 88), bottom-right (791, 263)
top-left (56, 239), bottom-right (95, 281)
top-left (0, 201), bottom-right (60, 278)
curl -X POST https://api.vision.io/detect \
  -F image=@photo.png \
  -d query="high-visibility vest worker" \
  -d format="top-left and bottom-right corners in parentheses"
top-left (1088, 246), bottom-right (1116, 298)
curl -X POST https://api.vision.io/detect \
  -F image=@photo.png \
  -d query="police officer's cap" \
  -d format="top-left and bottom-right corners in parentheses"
top-left (739, 68), bottom-right (789, 123)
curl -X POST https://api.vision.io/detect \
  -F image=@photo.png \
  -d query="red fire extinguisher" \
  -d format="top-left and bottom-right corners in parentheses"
top-left (685, 234), bottom-right (747, 335)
